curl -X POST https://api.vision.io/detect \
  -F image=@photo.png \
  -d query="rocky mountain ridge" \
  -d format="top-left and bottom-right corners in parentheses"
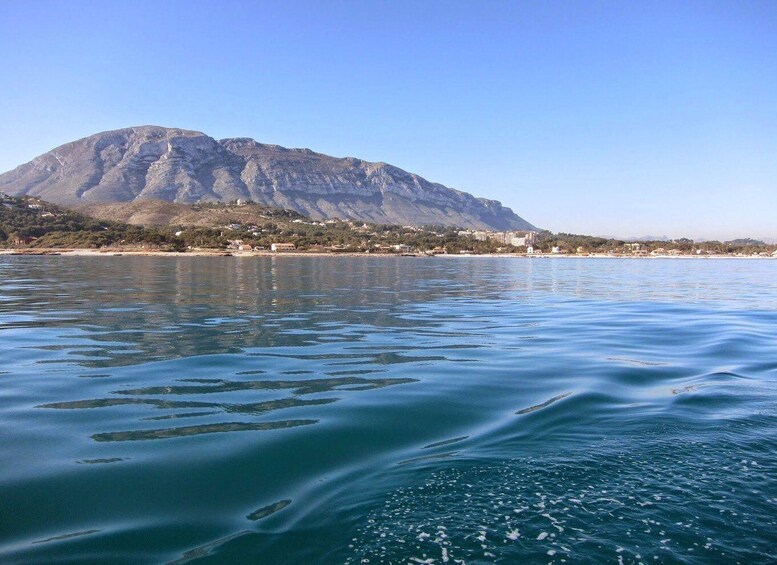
top-left (0, 126), bottom-right (536, 230)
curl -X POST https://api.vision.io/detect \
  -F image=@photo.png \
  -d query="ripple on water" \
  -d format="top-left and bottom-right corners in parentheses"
top-left (2, 257), bottom-right (777, 564)
top-left (346, 434), bottom-right (777, 564)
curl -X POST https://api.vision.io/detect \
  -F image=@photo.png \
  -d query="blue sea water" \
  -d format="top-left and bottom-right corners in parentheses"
top-left (0, 256), bottom-right (776, 564)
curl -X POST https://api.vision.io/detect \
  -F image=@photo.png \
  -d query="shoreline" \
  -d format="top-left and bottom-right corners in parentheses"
top-left (0, 248), bottom-right (774, 260)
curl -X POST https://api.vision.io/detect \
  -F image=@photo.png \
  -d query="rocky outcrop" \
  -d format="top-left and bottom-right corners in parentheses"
top-left (0, 126), bottom-right (536, 230)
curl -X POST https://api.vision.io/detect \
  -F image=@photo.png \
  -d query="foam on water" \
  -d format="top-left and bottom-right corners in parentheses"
top-left (346, 431), bottom-right (777, 563)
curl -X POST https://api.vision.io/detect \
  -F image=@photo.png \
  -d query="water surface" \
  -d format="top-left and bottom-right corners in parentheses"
top-left (1, 256), bottom-right (776, 563)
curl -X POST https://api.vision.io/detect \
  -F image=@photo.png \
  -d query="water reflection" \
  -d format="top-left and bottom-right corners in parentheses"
top-left (91, 419), bottom-right (317, 442)
top-left (40, 375), bottom-right (415, 443)
top-left (117, 376), bottom-right (417, 396)
top-left (246, 499), bottom-right (292, 521)
top-left (2, 256), bottom-right (777, 564)
top-left (2, 257), bottom-right (775, 369)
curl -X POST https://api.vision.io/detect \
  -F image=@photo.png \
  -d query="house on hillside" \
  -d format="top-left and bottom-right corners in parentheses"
top-left (271, 243), bottom-right (296, 252)
top-left (12, 236), bottom-right (38, 245)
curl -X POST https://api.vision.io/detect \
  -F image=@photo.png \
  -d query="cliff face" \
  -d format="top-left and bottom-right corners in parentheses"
top-left (0, 126), bottom-right (536, 230)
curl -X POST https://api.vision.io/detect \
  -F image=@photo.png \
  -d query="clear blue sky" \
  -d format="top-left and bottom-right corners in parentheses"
top-left (1, 1), bottom-right (775, 240)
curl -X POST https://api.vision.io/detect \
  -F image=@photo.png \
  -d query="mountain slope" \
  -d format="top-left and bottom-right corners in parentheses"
top-left (0, 126), bottom-right (536, 230)
top-left (77, 200), bottom-right (305, 227)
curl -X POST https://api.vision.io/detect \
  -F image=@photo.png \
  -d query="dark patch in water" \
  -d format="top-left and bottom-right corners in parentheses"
top-left (38, 398), bottom-right (216, 410)
top-left (373, 352), bottom-right (446, 365)
top-left (76, 458), bottom-right (126, 464)
top-left (516, 392), bottom-right (571, 415)
top-left (246, 499), bottom-right (292, 521)
top-left (326, 369), bottom-right (382, 376)
top-left (116, 376), bottom-right (417, 396)
top-left (168, 531), bottom-right (252, 564)
top-left (143, 411), bottom-right (220, 421)
top-left (32, 529), bottom-right (101, 544)
top-left (91, 419), bottom-right (317, 442)
top-left (224, 397), bottom-right (337, 415)
top-left (179, 378), bottom-right (227, 383)
top-left (672, 384), bottom-right (700, 395)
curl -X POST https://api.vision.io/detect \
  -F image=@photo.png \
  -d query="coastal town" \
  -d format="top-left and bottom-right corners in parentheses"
top-left (2, 193), bottom-right (776, 258)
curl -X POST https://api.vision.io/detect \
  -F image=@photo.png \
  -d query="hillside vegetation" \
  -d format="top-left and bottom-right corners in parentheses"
top-left (2, 193), bottom-right (774, 257)
top-left (78, 200), bottom-right (306, 227)
top-left (0, 193), bottom-right (183, 250)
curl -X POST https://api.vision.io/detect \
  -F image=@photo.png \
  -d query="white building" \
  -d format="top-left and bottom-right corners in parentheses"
top-left (271, 243), bottom-right (296, 252)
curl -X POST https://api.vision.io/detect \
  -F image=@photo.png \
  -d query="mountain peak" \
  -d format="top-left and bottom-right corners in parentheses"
top-left (0, 126), bottom-right (537, 230)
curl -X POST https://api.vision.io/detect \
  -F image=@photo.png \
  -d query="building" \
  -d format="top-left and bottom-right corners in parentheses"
top-left (12, 236), bottom-right (38, 245)
top-left (625, 243), bottom-right (643, 253)
top-left (271, 243), bottom-right (296, 252)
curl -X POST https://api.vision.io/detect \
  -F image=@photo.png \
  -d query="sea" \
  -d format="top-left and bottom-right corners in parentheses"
top-left (1, 256), bottom-right (776, 564)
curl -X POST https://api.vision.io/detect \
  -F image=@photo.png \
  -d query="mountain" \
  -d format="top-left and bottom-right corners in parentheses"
top-left (0, 126), bottom-right (536, 231)
top-left (624, 235), bottom-right (670, 242)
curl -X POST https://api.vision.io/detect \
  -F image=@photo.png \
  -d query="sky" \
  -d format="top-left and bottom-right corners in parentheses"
top-left (1, 1), bottom-right (776, 241)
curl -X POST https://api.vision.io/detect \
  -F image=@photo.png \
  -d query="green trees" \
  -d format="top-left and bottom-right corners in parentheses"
top-left (2, 194), bottom-right (775, 256)
top-left (0, 196), bottom-right (185, 250)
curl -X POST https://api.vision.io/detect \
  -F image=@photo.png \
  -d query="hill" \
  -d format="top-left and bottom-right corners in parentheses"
top-left (0, 126), bottom-right (536, 231)
top-left (78, 200), bottom-right (306, 227)
top-left (0, 192), bottom-right (514, 254)
top-left (0, 192), bottom-right (182, 249)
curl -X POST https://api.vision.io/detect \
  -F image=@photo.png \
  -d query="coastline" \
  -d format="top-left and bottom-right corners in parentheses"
top-left (0, 248), bottom-right (773, 259)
